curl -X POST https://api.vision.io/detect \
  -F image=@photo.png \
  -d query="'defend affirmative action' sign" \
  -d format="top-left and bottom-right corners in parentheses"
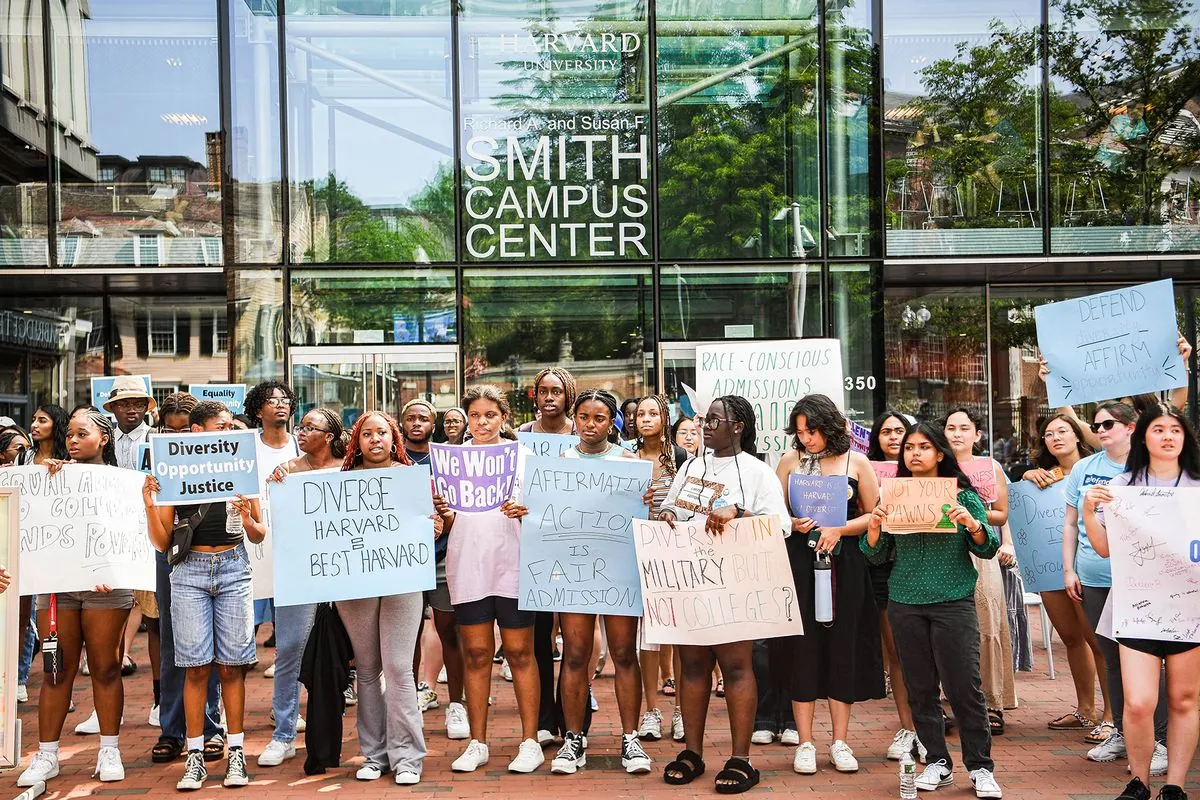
top-left (150, 430), bottom-right (260, 504)
top-left (430, 441), bottom-right (519, 513)
top-left (1035, 279), bottom-right (1185, 407)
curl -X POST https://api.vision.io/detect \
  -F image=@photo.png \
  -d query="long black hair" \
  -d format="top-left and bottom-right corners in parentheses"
top-left (715, 394), bottom-right (758, 455)
top-left (785, 394), bottom-right (850, 456)
top-left (943, 406), bottom-right (986, 455)
top-left (1125, 404), bottom-right (1200, 483)
top-left (867, 410), bottom-right (910, 462)
top-left (33, 404), bottom-right (69, 460)
top-left (896, 422), bottom-right (976, 493)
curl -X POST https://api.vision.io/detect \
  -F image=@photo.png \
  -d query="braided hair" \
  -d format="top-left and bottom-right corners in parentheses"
top-left (73, 408), bottom-right (119, 467)
top-left (314, 407), bottom-right (348, 458)
top-left (635, 395), bottom-right (676, 476)
top-left (717, 394), bottom-right (758, 455)
top-left (341, 411), bottom-right (410, 470)
top-left (573, 388), bottom-right (620, 442)
top-left (533, 367), bottom-right (577, 416)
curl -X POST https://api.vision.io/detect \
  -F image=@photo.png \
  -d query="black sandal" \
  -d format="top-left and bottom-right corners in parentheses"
top-left (715, 757), bottom-right (760, 794)
top-left (663, 748), bottom-right (705, 785)
top-left (152, 736), bottom-right (184, 763)
top-left (203, 734), bottom-right (225, 763)
top-left (988, 709), bottom-right (1005, 736)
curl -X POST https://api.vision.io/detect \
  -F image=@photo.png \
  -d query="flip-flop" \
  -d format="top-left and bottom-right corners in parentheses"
top-left (662, 678), bottom-right (676, 697)
top-left (1048, 710), bottom-right (1093, 730)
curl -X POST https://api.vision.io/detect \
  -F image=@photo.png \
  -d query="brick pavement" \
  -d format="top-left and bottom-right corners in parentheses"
top-left (7, 614), bottom-right (1196, 799)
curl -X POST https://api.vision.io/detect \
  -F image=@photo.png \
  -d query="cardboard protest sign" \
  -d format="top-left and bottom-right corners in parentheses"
top-left (787, 474), bottom-right (849, 528)
top-left (517, 431), bottom-right (579, 458)
top-left (91, 374), bottom-right (152, 413)
top-left (0, 488), bottom-right (17, 769)
top-left (960, 457), bottom-right (998, 504)
top-left (430, 441), bottom-right (519, 513)
top-left (634, 516), bottom-right (803, 646)
top-left (870, 460), bottom-right (898, 485)
top-left (518, 456), bottom-right (651, 616)
top-left (149, 430), bottom-right (260, 504)
top-left (1008, 480), bottom-right (1067, 593)
top-left (0, 465), bottom-right (153, 594)
top-left (1104, 487), bottom-right (1200, 643)
top-left (880, 477), bottom-right (959, 533)
top-left (1035, 279), bottom-right (1185, 407)
top-left (189, 384), bottom-right (247, 414)
top-left (268, 466), bottom-right (436, 606)
top-left (695, 339), bottom-right (845, 454)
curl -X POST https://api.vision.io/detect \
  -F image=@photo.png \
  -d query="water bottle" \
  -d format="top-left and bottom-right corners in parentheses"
top-left (814, 552), bottom-right (833, 623)
top-left (899, 752), bottom-right (917, 799)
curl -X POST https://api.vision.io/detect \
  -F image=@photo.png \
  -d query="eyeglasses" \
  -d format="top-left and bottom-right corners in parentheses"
top-left (702, 416), bottom-right (730, 429)
top-left (296, 424), bottom-right (330, 434)
top-left (1090, 419), bottom-right (1119, 433)
top-left (1043, 429), bottom-right (1071, 440)
top-left (266, 397), bottom-right (292, 407)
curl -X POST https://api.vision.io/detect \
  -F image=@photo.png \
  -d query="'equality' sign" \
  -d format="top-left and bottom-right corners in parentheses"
top-left (787, 474), bottom-right (849, 529)
top-left (430, 441), bottom-right (519, 513)
top-left (0, 465), bottom-right (154, 594)
top-left (268, 466), bottom-right (436, 606)
top-left (519, 455), bottom-right (651, 616)
top-left (150, 430), bottom-right (261, 504)
top-left (189, 384), bottom-right (247, 415)
top-left (880, 478), bottom-right (959, 533)
top-left (634, 516), bottom-right (803, 646)
top-left (1035, 279), bottom-right (1185, 407)
top-left (1008, 480), bottom-right (1067, 594)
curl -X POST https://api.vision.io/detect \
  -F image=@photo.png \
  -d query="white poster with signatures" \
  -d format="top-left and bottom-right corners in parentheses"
top-left (1105, 486), bottom-right (1200, 643)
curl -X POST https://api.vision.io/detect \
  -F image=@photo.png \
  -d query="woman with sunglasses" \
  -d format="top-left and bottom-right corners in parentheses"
top-left (1065, 402), bottom-right (1170, 773)
top-left (1081, 404), bottom-right (1200, 800)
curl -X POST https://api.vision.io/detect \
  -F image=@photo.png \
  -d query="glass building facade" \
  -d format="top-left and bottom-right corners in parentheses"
top-left (1, 0), bottom-right (1198, 471)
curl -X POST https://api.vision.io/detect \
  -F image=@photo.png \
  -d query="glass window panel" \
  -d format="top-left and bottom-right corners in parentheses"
top-left (230, 269), bottom-right (285, 383)
top-left (1049, 2), bottom-right (1200, 254)
top-left (830, 263), bottom-right (877, 422)
top-left (229, 0), bottom-right (283, 264)
top-left (0, 0), bottom-right (50, 266)
top-left (110, 297), bottom-right (228, 385)
top-left (290, 269), bottom-right (456, 345)
top-left (883, 0), bottom-right (1043, 257)
top-left (657, 1), bottom-right (819, 260)
top-left (462, 266), bottom-right (654, 424)
top-left (458, 0), bottom-right (651, 262)
top-left (50, 0), bottom-right (221, 268)
top-left (0, 298), bottom-right (100, 410)
top-left (286, 1), bottom-right (455, 264)
top-left (659, 264), bottom-right (821, 341)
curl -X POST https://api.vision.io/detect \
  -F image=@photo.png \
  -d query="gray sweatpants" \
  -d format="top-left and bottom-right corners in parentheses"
top-left (336, 593), bottom-right (426, 774)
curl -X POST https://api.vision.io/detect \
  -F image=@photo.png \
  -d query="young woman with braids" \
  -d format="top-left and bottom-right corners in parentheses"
top-left (658, 395), bottom-right (789, 794)
top-left (258, 407), bottom-right (348, 769)
top-left (518, 367), bottom-right (577, 435)
top-left (435, 386), bottom-right (543, 774)
top-left (332, 411), bottom-right (430, 784)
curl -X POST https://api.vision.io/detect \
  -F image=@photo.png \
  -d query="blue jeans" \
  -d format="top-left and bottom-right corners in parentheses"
top-left (270, 602), bottom-right (317, 743)
top-left (157, 550), bottom-right (223, 741)
top-left (18, 598), bottom-right (36, 685)
top-left (255, 598), bottom-right (275, 626)
top-left (169, 545), bottom-right (256, 667)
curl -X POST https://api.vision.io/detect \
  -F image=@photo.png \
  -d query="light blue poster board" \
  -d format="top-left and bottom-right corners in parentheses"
top-left (149, 430), bottom-right (261, 504)
top-left (90, 374), bottom-right (152, 411)
top-left (1035, 279), bottom-right (1184, 407)
top-left (788, 474), bottom-right (849, 528)
top-left (1009, 480), bottom-right (1068, 594)
top-left (268, 465), bottom-right (436, 606)
top-left (517, 431), bottom-right (579, 457)
top-left (519, 455), bottom-right (651, 616)
top-left (136, 443), bottom-right (152, 474)
top-left (189, 384), bottom-right (247, 414)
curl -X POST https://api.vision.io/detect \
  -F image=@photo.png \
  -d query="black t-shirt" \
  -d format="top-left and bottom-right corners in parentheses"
top-left (181, 503), bottom-right (242, 548)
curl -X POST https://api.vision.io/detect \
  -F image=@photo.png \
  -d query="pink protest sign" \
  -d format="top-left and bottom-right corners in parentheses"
top-left (960, 457), bottom-right (998, 504)
top-left (870, 460), bottom-right (898, 485)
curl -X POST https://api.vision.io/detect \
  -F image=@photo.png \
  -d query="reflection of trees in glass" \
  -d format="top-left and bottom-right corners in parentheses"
top-left (292, 271), bottom-right (456, 346)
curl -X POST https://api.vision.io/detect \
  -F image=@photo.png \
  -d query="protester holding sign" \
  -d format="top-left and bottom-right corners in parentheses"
top-left (1081, 404), bottom-right (1200, 800)
top-left (865, 410), bottom-right (922, 760)
top-left (18, 409), bottom-right (136, 788)
top-left (862, 422), bottom-right (1002, 799)
top-left (1017, 415), bottom-right (1114, 741)
top-left (142, 401), bottom-right (265, 791)
top-left (944, 409), bottom-right (1018, 732)
top-left (257, 407), bottom-right (347, 770)
top-left (1062, 401), bottom-right (1170, 769)
top-left (435, 385), bottom-right (543, 774)
top-left (658, 395), bottom-right (789, 794)
top-left (777, 394), bottom-right (884, 776)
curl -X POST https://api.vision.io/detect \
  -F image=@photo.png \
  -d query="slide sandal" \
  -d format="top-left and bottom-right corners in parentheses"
top-left (715, 757), bottom-right (760, 794)
top-left (664, 749), bottom-right (705, 785)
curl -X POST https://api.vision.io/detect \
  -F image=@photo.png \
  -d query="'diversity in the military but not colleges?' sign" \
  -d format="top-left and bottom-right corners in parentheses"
top-left (462, 28), bottom-right (649, 260)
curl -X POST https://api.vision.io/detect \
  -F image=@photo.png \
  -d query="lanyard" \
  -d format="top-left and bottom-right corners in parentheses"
top-left (48, 593), bottom-right (58, 638)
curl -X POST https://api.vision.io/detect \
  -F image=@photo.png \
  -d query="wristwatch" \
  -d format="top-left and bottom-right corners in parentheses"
top-left (733, 504), bottom-right (745, 518)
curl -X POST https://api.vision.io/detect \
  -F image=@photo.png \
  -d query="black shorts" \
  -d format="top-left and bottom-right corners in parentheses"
top-left (1117, 637), bottom-right (1199, 659)
top-left (868, 562), bottom-right (893, 610)
top-left (454, 595), bottom-right (535, 630)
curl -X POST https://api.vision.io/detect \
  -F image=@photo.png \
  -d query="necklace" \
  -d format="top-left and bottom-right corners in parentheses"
top-left (408, 449), bottom-right (431, 465)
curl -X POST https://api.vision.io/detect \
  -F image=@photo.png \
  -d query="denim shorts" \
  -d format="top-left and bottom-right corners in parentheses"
top-left (169, 544), bottom-right (256, 668)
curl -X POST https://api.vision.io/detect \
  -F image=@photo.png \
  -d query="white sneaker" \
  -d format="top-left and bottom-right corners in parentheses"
top-left (509, 738), bottom-right (545, 773)
top-left (537, 729), bottom-right (555, 746)
top-left (418, 683), bottom-right (438, 712)
top-left (1150, 741), bottom-right (1168, 777)
top-left (501, 659), bottom-right (513, 682)
top-left (915, 760), bottom-right (953, 791)
top-left (551, 732), bottom-right (586, 774)
top-left (149, 704), bottom-right (161, 728)
top-left (296, 715), bottom-right (306, 733)
top-left (452, 740), bottom-right (490, 772)
top-left (18, 751), bottom-right (59, 786)
top-left (224, 746), bottom-right (250, 788)
top-left (176, 750), bottom-right (208, 791)
top-left (445, 702), bottom-right (470, 740)
top-left (1087, 731), bottom-right (1126, 762)
top-left (830, 740), bottom-right (858, 773)
top-left (17, 684), bottom-right (28, 703)
top-left (264, 663), bottom-right (276, 678)
top-left (751, 729), bottom-right (775, 745)
top-left (257, 740), bottom-right (296, 767)
top-left (671, 707), bottom-right (685, 741)
top-left (793, 741), bottom-right (817, 774)
top-left (356, 763), bottom-right (384, 780)
top-left (395, 770), bottom-right (420, 785)
top-left (93, 746), bottom-right (125, 782)
top-left (639, 709), bottom-right (663, 740)
top-left (437, 666), bottom-right (448, 684)
top-left (75, 709), bottom-right (101, 735)
top-left (781, 729), bottom-right (800, 746)
top-left (621, 733), bottom-right (652, 774)
top-left (887, 729), bottom-right (917, 760)
top-left (970, 768), bottom-right (1002, 798)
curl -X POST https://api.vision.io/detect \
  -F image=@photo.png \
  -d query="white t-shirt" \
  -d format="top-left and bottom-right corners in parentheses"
top-left (661, 451), bottom-right (790, 537)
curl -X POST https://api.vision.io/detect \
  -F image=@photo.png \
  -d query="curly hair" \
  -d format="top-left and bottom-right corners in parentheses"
top-left (71, 409), bottom-right (118, 467)
top-left (714, 395), bottom-right (758, 455)
top-left (635, 395), bottom-right (676, 476)
top-left (189, 400), bottom-right (231, 429)
top-left (245, 380), bottom-right (296, 428)
top-left (532, 367), bottom-right (577, 417)
top-left (341, 411), bottom-right (410, 470)
top-left (32, 404), bottom-right (70, 460)
top-left (785, 394), bottom-right (851, 456)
